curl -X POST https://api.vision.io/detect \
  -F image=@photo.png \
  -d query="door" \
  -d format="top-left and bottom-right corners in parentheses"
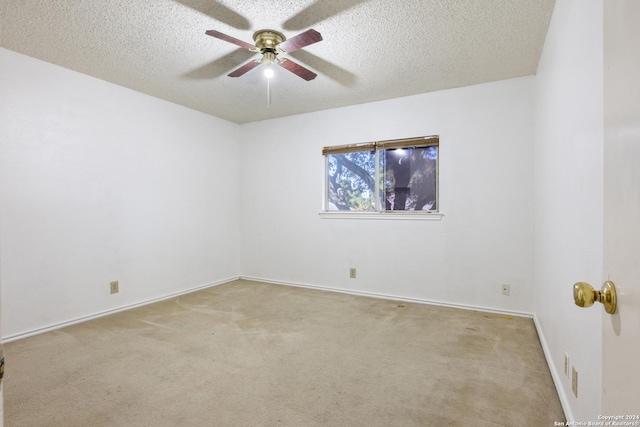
top-left (602, 0), bottom-right (640, 413)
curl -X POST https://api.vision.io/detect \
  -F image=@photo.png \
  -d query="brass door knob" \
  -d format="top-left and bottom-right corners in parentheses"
top-left (573, 281), bottom-right (617, 314)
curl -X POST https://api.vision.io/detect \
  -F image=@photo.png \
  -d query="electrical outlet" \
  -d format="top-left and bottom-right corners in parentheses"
top-left (571, 366), bottom-right (578, 397)
top-left (349, 268), bottom-right (356, 279)
top-left (110, 281), bottom-right (119, 294)
top-left (564, 353), bottom-right (570, 377)
top-left (501, 284), bottom-right (510, 296)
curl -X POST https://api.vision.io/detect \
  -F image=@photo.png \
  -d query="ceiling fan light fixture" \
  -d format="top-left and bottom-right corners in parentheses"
top-left (264, 67), bottom-right (274, 79)
top-left (262, 51), bottom-right (276, 64)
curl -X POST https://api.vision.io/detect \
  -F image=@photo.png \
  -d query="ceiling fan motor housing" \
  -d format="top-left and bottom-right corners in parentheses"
top-left (253, 30), bottom-right (286, 51)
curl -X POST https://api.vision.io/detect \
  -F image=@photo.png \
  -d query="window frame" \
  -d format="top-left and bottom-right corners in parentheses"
top-left (321, 136), bottom-right (442, 220)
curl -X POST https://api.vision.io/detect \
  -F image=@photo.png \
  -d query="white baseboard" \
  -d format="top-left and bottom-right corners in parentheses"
top-left (239, 275), bottom-right (534, 318)
top-left (2, 276), bottom-right (239, 343)
top-left (533, 315), bottom-right (572, 422)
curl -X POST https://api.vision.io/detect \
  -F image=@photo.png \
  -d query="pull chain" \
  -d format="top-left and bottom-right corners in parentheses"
top-left (267, 76), bottom-right (271, 108)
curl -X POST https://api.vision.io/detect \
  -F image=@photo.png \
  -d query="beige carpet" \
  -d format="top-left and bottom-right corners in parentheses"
top-left (4, 279), bottom-right (565, 426)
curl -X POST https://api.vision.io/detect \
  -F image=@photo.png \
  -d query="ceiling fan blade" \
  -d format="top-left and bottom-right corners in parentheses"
top-left (228, 59), bottom-right (262, 77)
top-left (206, 30), bottom-right (256, 51)
top-left (278, 29), bottom-right (322, 53)
top-left (278, 58), bottom-right (317, 81)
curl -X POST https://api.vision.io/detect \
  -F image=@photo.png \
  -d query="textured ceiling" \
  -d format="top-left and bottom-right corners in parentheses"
top-left (0, 0), bottom-right (555, 124)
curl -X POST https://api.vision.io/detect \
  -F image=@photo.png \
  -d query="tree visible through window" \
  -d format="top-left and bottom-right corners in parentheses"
top-left (323, 136), bottom-right (439, 212)
top-left (327, 151), bottom-right (376, 211)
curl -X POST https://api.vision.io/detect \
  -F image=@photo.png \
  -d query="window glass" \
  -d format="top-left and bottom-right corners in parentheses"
top-left (382, 146), bottom-right (437, 211)
top-left (326, 151), bottom-right (376, 211)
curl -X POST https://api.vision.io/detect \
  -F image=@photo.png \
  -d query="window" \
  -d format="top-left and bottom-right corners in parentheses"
top-left (323, 136), bottom-right (439, 213)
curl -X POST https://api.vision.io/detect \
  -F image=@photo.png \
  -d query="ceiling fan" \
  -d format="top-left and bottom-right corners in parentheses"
top-left (205, 28), bottom-right (323, 81)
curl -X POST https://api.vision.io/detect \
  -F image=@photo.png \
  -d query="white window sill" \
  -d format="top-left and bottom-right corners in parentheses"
top-left (319, 211), bottom-right (444, 221)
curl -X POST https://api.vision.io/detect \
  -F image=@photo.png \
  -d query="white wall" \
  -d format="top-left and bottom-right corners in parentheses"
top-left (533, 0), bottom-right (603, 421)
top-left (240, 77), bottom-right (535, 314)
top-left (0, 48), bottom-right (241, 339)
